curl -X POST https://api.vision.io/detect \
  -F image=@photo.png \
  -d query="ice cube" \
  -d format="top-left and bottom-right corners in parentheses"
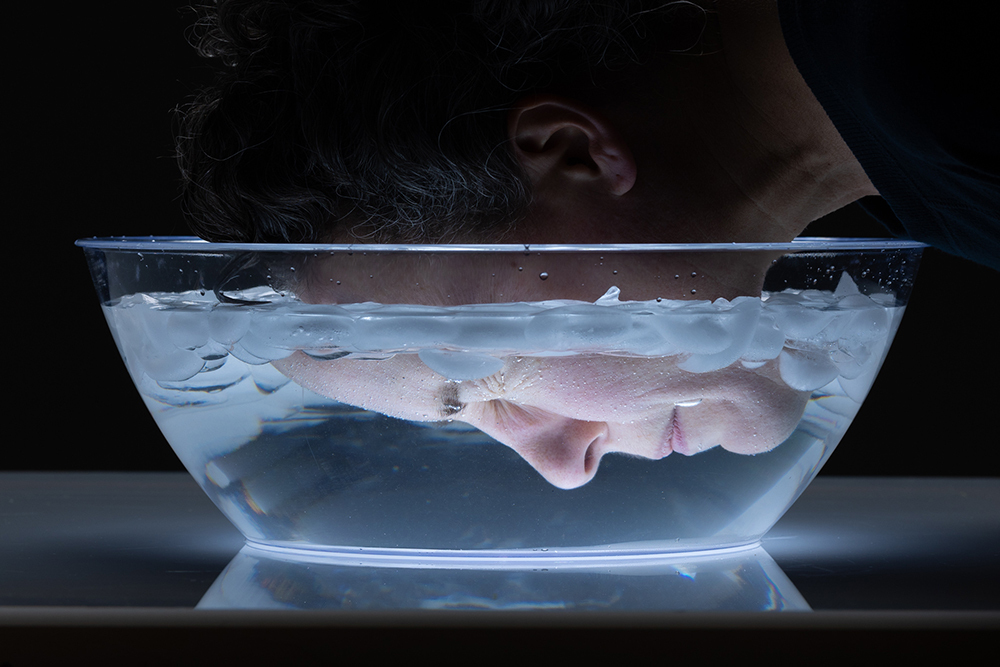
top-left (524, 305), bottom-right (634, 351)
top-left (769, 304), bottom-right (839, 339)
top-left (778, 349), bottom-right (841, 392)
top-left (209, 307), bottom-right (251, 345)
top-left (353, 315), bottom-right (456, 352)
top-left (138, 346), bottom-right (206, 382)
top-left (452, 313), bottom-right (530, 351)
top-left (678, 298), bottom-right (760, 372)
top-left (655, 310), bottom-right (732, 355)
top-left (743, 313), bottom-right (786, 362)
top-left (241, 310), bottom-right (354, 360)
top-left (833, 272), bottom-right (860, 297)
top-left (418, 349), bottom-right (505, 380)
top-left (229, 340), bottom-right (277, 365)
top-left (166, 309), bottom-right (211, 350)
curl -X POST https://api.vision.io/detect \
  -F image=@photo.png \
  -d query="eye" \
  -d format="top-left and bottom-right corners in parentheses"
top-left (438, 381), bottom-right (466, 418)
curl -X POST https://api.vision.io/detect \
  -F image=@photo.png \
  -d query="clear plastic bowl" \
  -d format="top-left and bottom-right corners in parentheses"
top-left (78, 237), bottom-right (924, 561)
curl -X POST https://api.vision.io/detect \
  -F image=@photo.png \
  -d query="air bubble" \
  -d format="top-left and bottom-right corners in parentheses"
top-left (674, 398), bottom-right (703, 407)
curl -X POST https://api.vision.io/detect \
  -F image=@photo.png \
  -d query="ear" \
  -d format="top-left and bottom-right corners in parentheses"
top-left (508, 95), bottom-right (637, 196)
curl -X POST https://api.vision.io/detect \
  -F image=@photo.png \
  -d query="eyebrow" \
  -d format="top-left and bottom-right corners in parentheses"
top-left (438, 381), bottom-right (466, 418)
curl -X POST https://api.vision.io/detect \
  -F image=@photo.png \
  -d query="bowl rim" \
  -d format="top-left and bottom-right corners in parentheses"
top-left (76, 236), bottom-right (929, 253)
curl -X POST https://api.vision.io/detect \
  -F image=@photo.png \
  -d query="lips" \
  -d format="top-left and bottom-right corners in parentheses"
top-left (654, 410), bottom-right (684, 459)
top-left (669, 410), bottom-right (691, 456)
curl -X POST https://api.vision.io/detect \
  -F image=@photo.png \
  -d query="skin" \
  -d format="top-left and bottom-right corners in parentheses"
top-left (505, 0), bottom-right (878, 246)
top-left (273, 251), bottom-right (811, 490)
top-left (273, 0), bottom-right (869, 488)
top-left (275, 351), bottom-right (809, 490)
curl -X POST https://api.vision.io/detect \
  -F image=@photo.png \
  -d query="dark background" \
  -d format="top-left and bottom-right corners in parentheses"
top-left (7, 3), bottom-right (997, 475)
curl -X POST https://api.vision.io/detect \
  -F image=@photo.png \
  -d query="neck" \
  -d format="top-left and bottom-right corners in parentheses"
top-left (623, 0), bottom-right (877, 242)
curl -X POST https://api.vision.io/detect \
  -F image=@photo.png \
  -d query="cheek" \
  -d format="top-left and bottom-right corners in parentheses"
top-left (273, 353), bottom-right (446, 422)
top-left (679, 388), bottom-right (810, 456)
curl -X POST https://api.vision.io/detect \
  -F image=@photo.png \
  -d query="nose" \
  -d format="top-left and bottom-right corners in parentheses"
top-left (512, 417), bottom-right (608, 489)
top-left (473, 404), bottom-right (609, 490)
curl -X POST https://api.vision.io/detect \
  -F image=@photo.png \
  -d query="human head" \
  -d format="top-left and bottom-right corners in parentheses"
top-left (269, 248), bottom-right (810, 489)
top-left (276, 350), bottom-right (809, 489)
top-left (175, 0), bottom-right (710, 244)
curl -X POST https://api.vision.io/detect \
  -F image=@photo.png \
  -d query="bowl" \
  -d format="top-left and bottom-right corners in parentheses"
top-left (79, 237), bottom-right (924, 560)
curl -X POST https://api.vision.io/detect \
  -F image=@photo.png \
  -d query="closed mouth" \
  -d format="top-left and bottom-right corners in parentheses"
top-left (670, 411), bottom-right (689, 456)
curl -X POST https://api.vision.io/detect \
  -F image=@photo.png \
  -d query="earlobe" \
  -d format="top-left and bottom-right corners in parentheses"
top-left (508, 95), bottom-right (637, 196)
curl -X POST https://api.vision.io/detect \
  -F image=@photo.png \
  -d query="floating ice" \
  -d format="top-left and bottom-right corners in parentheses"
top-left (524, 305), bottom-right (636, 352)
top-left (354, 313), bottom-right (459, 352)
top-left (778, 349), bottom-right (841, 392)
top-left (165, 310), bottom-right (210, 350)
top-left (677, 298), bottom-right (761, 373)
top-left (742, 314), bottom-right (786, 363)
top-left (106, 272), bottom-right (901, 389)
top-left (417, 349), bottom-right (506, 381)
top-left (208, 307), bottom-right (252, 345)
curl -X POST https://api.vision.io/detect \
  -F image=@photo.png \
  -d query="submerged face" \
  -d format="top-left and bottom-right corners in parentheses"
top-left (274, 351), bottom-right (809, 489)
top-left (269, 248), bottom-right (809, 489)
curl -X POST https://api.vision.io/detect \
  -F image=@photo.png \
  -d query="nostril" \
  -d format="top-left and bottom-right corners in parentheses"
top-left (498, 415), bottom-right (608, 489)
top-left (584, 442), bottom-right (596, 474)
top-left (583, 435), bottom-right (603, 475)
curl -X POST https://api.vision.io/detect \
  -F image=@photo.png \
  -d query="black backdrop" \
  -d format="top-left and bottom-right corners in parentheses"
top-left (7, 3), bottom-right (997, 476)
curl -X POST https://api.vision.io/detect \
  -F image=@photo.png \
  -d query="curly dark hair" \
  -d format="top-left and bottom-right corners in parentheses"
top-left (175, 1), bottom-right (702, 243)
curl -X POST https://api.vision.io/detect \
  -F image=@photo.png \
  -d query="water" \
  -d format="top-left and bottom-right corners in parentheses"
top-left (104, 273), bottom-right (903, 554)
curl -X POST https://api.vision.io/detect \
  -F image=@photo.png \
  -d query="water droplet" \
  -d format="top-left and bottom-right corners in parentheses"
top-left (539, 272), bottom-right (549, 280)
top-left (690, 289), bottom-right (697, 294)
top-left (690, 271), bottom-right (697, 277)
top-left (518, 266), bottom-right (523, 271)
